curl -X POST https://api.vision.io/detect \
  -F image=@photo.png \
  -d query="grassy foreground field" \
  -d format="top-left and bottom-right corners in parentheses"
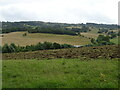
top-left (2, 32), bottom-right (91, 46)
top-left (2, 59), bottom-right (119, 88)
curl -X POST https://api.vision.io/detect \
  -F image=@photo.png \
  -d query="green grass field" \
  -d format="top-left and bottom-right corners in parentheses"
top-left (110, 37), bottom-right (119, 44)
top-left (2, 32), bottom-right (91, 46)
top-left (2, 59), bottom-right (119, 88)
top-left (89, 27), bottom-right (99, 34)
top-left (80, 27), bottom-right (99, 39)
top-left (81, 33), bottom-right (99, 39)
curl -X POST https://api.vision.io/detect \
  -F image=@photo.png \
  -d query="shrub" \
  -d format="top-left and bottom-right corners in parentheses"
top-left (53, 43), bottom-right (61, 49)
top-left (23, 33), bottom-right (27, 36)
top-left (43, 42), bottom-right (53, 49)
top-left (61, 44), bottom-right (73, 48)
top-left (2, 44), bottom-right (11, 53)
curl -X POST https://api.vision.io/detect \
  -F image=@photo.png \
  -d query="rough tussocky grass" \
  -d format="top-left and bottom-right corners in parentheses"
top-left (2, 58), bottom-right (119, 88)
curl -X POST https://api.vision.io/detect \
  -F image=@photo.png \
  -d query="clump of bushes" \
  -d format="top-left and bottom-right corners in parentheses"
top-left (91, 35), bottom-right (115, 46)
top-left (23, 33), bottom-right (27, 36)
top-left (1, 42), bottom-right (74, 53)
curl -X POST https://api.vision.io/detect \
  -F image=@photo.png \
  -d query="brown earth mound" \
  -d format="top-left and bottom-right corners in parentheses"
top-left (2, 45), bottom-right (119, 60)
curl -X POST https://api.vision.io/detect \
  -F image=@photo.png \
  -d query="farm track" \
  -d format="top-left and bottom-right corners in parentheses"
top-left (2, 45), bottom-right (119, 60)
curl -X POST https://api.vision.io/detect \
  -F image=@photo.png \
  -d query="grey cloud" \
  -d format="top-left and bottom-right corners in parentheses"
top-left (0, 0), bottom-right (118, 24)
top-left (0, 7), bottom-right (38, 21)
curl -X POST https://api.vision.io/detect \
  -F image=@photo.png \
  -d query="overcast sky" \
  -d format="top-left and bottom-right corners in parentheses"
top-left (0, 0), bottom-right (119, 24)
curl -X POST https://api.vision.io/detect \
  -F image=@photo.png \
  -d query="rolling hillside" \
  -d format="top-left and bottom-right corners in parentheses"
top-left (2, 21), bottom-right (119, 88)
top-left (2, 32), bottom-right (91, 46)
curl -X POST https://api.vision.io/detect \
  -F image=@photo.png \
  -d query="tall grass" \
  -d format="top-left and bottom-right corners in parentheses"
top-left (2, 58), bottom-right (119, 88)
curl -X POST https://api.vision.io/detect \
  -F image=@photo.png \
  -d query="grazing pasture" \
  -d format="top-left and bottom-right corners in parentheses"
top-left (2, 59), bottom-right (119, 88)
top-left (81, 33), bottom-right (99, 39)
top-left (2, 32), bottom-right (91, 46)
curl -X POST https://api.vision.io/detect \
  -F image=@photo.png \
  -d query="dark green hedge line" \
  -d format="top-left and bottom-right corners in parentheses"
top-left (1, 42), bottom-right (74, 53)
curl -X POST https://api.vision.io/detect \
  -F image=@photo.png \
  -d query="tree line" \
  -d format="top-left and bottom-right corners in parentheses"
top-left (27, 27), bottom-right (77, 35)
top-left (1, 42), bottom-right (74, 53)
top-left (2, 21), bottom-right (118, 35)
top-left (98, 29), bottom-right (119, 39)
